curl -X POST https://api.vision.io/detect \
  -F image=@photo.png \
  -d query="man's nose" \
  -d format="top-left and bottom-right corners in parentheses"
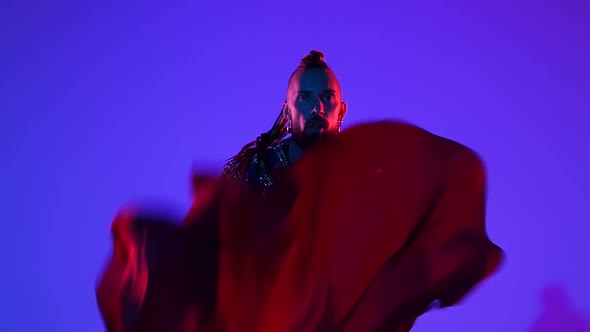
top-left (311, 99), bottom-right (325, 115)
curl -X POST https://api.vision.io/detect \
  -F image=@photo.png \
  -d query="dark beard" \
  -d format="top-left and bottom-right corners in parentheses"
top-left (291, 132), bottom-right (334, 150)
top-left (292, 134), bottom-right (320, 149)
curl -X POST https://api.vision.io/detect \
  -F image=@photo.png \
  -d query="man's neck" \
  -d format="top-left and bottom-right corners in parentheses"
top-left (287, 137), bottom-right (306, 163)
top-left (286, 134), bottom-right (332, 163)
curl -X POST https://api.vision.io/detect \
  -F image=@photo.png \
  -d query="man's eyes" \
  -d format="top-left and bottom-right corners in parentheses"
top-left (297, 93), bottom-right (336, 102)
top-left (323, 94), bottom-right (335, 101)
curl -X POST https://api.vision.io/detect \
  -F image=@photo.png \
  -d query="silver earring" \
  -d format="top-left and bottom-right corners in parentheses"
top-left (287, 121), bottom-right (292, 134)
top-left (337, 119), bottom-right (343, 133)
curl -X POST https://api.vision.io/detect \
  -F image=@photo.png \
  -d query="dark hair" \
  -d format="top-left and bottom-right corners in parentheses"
top-left (225, 50), bottom-right (331, 174)
top-left (289, 50), bottom-right (329, 78)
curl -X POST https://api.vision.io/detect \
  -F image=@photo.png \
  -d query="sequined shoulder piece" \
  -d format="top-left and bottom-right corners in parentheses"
top-left (221, 141), bottom-right (290, 191)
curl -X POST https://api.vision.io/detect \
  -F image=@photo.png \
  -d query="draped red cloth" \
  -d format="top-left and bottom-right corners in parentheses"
top-left (96, 121), bottom-right (504, 332)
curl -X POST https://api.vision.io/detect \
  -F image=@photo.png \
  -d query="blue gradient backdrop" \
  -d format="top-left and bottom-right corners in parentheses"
top-left (2, 1), bottom-right (589, 331)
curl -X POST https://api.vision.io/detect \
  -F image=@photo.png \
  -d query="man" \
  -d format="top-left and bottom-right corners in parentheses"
top-left (222, 50), bottom-right (347, 190)
top-left (96, 51), bottom-right (503, 332)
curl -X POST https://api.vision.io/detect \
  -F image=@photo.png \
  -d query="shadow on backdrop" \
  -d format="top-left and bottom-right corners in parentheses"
top-left (529, 283), bottom-right (590, 332)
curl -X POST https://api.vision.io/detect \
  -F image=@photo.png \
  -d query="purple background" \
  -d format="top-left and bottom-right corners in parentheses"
top-left (2, 1), bottom-right (589, 331)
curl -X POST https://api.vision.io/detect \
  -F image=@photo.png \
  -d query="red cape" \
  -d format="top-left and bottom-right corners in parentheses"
top-left (96, 121), bottom-right (504, 332)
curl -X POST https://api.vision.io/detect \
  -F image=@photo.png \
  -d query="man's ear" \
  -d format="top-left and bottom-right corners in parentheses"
top-left (339, 102), bottom-right (348, 120)
top-left (282, 100), bottom-right (291, 119)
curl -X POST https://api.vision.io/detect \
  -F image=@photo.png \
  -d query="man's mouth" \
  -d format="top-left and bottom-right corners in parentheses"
top-left (307, 121), bottom-right (326, 129)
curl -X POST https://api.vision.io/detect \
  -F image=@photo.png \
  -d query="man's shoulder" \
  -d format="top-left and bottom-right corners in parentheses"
top-left (221, 139), bottom-right (290, 183)
top-left (221, 158), bottom-right (242, 179)
top-left (268, 138), bottom-right (290, 160)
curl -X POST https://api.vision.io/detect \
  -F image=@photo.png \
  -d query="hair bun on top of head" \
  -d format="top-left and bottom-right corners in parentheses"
top-left (299, 50), bottom-right (329, 70)
top-left (302, 50), bottom-right (326, 64)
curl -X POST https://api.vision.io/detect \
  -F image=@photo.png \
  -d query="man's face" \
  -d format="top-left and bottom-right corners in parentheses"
top-left (285, 68), bottom-right (346, 145)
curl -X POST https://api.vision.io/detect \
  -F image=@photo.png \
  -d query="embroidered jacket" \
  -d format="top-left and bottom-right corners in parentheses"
top-left (221, 140), bottom-right (290, 191)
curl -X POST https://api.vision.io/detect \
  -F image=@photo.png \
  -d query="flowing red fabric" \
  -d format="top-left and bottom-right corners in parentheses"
top-left (96, 121), bottom-right (504, 332)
